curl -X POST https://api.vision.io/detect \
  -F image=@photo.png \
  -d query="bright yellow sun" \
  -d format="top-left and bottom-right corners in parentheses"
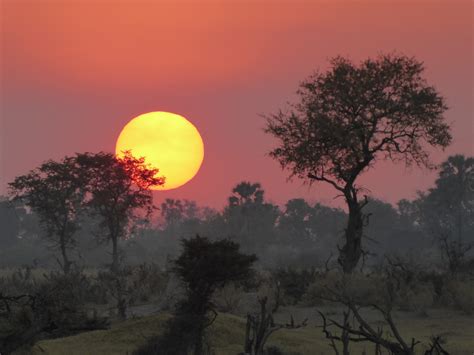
top-left (115, 111), bottom-right (204, 190)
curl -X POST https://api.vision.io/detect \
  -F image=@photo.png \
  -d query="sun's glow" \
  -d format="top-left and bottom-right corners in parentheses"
top-left (115, 111), bottom-right (204, 190)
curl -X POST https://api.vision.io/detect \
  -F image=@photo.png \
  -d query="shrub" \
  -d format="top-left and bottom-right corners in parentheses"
top-left (395, 282), bottom-right (435, 312)
top-left (272, 267), bottom-right (317, 305)
top-left (130, 263), bottom-right (168, 303)
top-left (138, 236), bottom-right (256, 355)
top-left (0, 270), bottom-right (108, 353)
top-left (442, 279), bottom-right (474, 315)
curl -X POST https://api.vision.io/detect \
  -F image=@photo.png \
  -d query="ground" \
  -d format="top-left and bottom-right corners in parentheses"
top-left (19, 306), bottom-right (474, 355)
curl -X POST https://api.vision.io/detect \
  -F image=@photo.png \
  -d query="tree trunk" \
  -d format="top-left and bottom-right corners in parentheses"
top-left (111, 234), bottom-right (126, 319)
top-left (116, 286), bottom-right (127, 320)
top-left (193, 317), bottom-right (206, 355)
top-left (111, 235), bottom-right (119, 273)
top-left (60, 234), bottom-right (71, 275)
top-left (244, 314), bottom-right (253, 353)
top-left (339, 198), bottom-right (364, 274)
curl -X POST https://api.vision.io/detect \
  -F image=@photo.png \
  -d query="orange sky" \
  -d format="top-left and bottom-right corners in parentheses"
top-left (1, 0), bottom-right (473, 208)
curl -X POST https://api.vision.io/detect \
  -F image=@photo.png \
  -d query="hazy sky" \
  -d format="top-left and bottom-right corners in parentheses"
top-left (1, 0), bottom-right (473, 209)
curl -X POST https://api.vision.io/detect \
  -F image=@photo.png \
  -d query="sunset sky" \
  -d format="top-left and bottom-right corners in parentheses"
top-left (1, 0), bottom-right (473, 209)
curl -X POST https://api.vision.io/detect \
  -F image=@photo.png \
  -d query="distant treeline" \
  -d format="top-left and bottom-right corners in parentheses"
top-left (1, 154), bottom-right (473, 271)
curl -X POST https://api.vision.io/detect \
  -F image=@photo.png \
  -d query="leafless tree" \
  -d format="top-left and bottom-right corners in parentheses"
top-left (243, 295), bottom-right (307, 355)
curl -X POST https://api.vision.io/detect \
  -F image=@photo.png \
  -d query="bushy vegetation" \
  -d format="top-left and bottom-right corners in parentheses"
top-left (135, 236), bottom-right (256, 355)
top-left (0, 269), bottom-right (108, 353)
top-left (0, 263), bottom-right (169, 353)
top-left (1, 53), bottom-right (472, 354)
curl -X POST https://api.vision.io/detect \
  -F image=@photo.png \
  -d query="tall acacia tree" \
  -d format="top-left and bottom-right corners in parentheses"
top-left (265, 54), bottom-right (452, 273)
top-left (8, 157), bottom-right (84, 274)
top-left (76, 151), bottom-right (164, 273)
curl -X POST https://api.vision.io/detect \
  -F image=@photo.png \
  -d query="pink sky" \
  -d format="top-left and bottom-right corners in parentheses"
top-left (1, 0), bottom-right (473, 209)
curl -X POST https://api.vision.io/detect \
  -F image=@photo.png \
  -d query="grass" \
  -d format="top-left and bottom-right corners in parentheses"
top-left (22, 307), bottom-right (474, 355)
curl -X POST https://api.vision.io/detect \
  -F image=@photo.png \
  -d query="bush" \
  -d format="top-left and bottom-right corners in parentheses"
top-left (213, 283), bottom-right (243, 313)
top-left (133, 314), bottom-right (210, 355)
top-left (442, 279), bottom-right (474, 315)
top-left (272, 267), bottom-right (317, 305)
top-left (131, 263), bottom-right (168, 303)
top-left (95, 262), bottom-right (169, 318)
top-left (395, 281), bottom-right (435, 312)
top-left (0, 270), bottom-right (109, 353)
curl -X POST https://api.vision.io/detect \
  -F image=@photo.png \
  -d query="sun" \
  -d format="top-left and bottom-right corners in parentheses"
top-left (115, 111), bottom-right (204, 190)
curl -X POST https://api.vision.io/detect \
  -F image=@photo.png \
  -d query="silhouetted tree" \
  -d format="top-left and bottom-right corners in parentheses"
top-left (139, 236), bottom-right (256, 355)
top-left (8, 157), bottom-right (85, 274)
top-left (417, 154), bottom-right (474, 274)
top-left (278, 198), bottom-right (315, 246)
top-left (224, 182), bottom-right (279, 250)
top-left (363, 199), bottom-right (401, 260)
top-left (77, 151), bottom-right (164, 273)
top-left (316, 267), bottom-right (430, 354)
top-left (161, 199), bottom-right (201, 235)
top-left (161, 199), bottom-right (186, 228)
top-left (76, 151), bottom-right (164, 319)
top-left (243, 296), bottom-right (307, 355)
top-left (309, 203), bottom-right (347, 249)
top-left (265, 54), bottom-right (451, 273)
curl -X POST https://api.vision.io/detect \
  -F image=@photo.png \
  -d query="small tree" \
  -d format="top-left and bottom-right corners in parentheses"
top-left (265, 54), bottom-right (451, 273)
top-left (138, 235), bottom-right (256, 355)
top-left (8, 157), bottom-right (85, 274)
top-left (243, 295), bottom-right (308, 355)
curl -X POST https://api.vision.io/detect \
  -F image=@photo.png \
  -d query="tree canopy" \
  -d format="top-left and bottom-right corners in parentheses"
top-left (265, 54), bottom-right (452, 272)
top-left (265, 54), bottom-right (451, 189)
top-left (8, 156), bottom-right (85, 273)
top-left (76, 151), bottom-right (164, 272)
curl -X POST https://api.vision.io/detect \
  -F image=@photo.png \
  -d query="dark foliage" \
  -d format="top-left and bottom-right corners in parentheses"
top-left (8, 156), bottom-right (86, 274)
top-left (265, 54), bottom-right (451, 273)
top-left (224, 182), bottom-right (279, 252)
top-left (136, 236), bottom-right (256, 355)
top-left (76, 151), bottom-right (164, 273)
top-left (0, 271), bottom-right (109, 354)
top-left (417, 155), bottom-right (474, 274)
top-left (174, 236), bottom-right (257, 297)
top-left (273, 267), bottom-right (317, 304)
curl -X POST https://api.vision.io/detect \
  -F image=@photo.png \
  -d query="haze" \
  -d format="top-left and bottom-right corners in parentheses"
top-left (1, 1), bottom-right (472, 208)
